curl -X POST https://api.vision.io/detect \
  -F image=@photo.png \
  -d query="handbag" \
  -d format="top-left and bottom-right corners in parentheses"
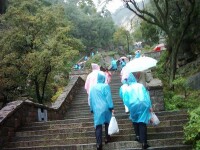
top-left (150, 112), bottom-right (160, 126)
top-left (108, 115), bottom-right (119, 135)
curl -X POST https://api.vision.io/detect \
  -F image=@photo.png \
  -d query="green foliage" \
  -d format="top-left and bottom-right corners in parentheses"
top-left (0, 0), bottom-right (8, 14)
top-left (84, 54), bottom-right (101, 69)
top-left (139, 20), bottom-right (159, 46)
top-left (172, 77), bottom-right (190, 97)
top-left (143, 45), bottom-right (153, 52)
top-left (113, 27), bottom-right (132, 53)
top-left (63, 1), bottom-right (116, 52)
top-left (132, 26), bottom-right (142, 42)
top-left (0, 0), bottom-right (83, 104)
top-left (184, 107), bottom-right (200, 149)
top-left (173, 77), bottom-right (188, 89)
top-left (51, 87), bottom-right (64, 103)
top-left (155, 51), bottom-right (170, 84)
top-left (102, 51), bottom-right (118, 57)
top-left (163, 90), bottom-right (179, 111)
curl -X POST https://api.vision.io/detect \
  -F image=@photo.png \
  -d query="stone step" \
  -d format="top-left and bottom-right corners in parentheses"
top-left (66, 103), bottom-right (123, 109)
top-left (118, 145), bottom-right (192, 150)
top-left (13, 126), bottom-right (184, 141)
top-left (66, 107), bottom-right (186, 116)
top-left (23, 110), bottom-right (188, 127)
top-left (18, 118), bottom-right (184, 132)
top-left (77, 86), bottom-right (122, 92)
top-left (16, 120), bottom-right (187, 137)
top-left (65, 109), bottom-right (188, 118)
top-left (65, 112), bottom-right (188, 120)
top-left (4, 138), bottom-right (190, 149)
top-left (70, 98), bottom-right (124, 105)
top-left (3, 144), bottom-right (192, 150)
top-left (20, 120), bottom-right (188, 137)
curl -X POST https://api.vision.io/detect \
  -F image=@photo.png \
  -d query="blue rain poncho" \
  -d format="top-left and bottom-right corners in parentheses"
top-left (111, 58), bottom-right (117, 70)
top-left (89, 72), bottom-right (114, 127)
top-left (123, 73), bottom-right (152, 124)
top-left (120, 60), bottom-right (126, 68)
top-left (119, 79), bottom-right (128, 101)
top-left (135, 50), bottom-right (141, 58)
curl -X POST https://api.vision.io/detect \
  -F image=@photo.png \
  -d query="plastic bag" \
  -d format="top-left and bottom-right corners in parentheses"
top-left (108, 116), bottom-right (119, 135)
top-left (150, 112), bottom-right (160, 126)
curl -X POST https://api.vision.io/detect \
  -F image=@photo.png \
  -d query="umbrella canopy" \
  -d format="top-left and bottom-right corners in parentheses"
top-left (119, 56), bottom-right (129, 60)
top-left (121, 56), bottom-right (157, 75)
top-left (153, 43), bottom-right (165, 51)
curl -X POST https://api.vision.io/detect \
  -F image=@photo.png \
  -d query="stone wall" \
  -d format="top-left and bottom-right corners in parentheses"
top-left (177, 57), bottom-right (200, 90)
top-left (0, 76), bottom-right (84, 147)
top-left (188, 72), bottom-right (200, 90)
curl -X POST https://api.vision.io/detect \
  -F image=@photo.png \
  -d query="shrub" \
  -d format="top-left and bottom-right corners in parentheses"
top-left (184, 106), bottom-right (200, 149)
top-left (51, 87), bottom-right (64, 103)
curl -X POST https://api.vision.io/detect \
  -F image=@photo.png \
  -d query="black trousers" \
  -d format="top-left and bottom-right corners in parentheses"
top-left (95, 123), bottom-right (109, 145)
top-left (133, 122), bottom-right (147, 143)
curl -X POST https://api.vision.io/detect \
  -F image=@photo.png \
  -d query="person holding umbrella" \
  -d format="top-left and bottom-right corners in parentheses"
top-left (123, 73), bottom-right (153, 149)
top-left (121, 56), bottom-right (157, 88)
top-left (89, 71), bottom-right (114, 150)
top-left (133, 70), bottom-right (153, 88)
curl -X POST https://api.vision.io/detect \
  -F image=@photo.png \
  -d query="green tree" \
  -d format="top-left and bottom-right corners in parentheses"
top-left (123, 0), bottom-right (198, 88)
top-left (140, 20), bottom-right (159, 46)
top-left (132, 25), bottom-right (143, 42)
top-left (113, 27), bottom-right (132, 54)
top-left (0, 0), bottom-right (83, 104)
top-left (63, 0), bottom-right (115, 53)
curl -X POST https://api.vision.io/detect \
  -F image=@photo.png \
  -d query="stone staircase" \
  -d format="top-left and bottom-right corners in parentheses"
top-left (3, 72), bottom-right (192, 150)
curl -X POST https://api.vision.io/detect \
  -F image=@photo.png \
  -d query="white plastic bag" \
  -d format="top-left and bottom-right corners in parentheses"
top-left (108, 116), bottom-right (119, 135)
top-left (150, 112), bottom-right (160, 126)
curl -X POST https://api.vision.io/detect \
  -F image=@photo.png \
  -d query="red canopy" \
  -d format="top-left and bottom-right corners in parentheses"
top-left (153, 43), bottom-right (165, 52)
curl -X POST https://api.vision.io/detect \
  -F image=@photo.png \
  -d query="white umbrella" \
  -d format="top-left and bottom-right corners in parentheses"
top-left (119, 56), bottom-right (128, 60)
top-left (121, 56), bottom-right (157, 75)
top-left (119, 56), bottom-right (129, 63)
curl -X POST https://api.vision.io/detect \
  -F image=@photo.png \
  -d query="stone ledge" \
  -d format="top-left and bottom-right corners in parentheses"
top-left (0, 76), bottom-right (85, 147)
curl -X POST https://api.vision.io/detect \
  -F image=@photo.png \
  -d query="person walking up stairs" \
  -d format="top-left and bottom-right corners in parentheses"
top-left (2, 72), bottom-right (192, 150)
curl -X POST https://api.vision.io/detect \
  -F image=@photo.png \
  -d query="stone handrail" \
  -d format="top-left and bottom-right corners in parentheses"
top-left (144, 50), bottom-right (165, 60)
top-left (0, 76), bottom-right (85, 147)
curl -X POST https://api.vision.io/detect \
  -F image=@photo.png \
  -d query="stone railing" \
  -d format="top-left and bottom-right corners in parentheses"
top-left (0, 76), bottom-right (85, 147)
top-left (144, 50), bottom-right (165, 60)
top-left (147, 78), bottom-right (165, 111)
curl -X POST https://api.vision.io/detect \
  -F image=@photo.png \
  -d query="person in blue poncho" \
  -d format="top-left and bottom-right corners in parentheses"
top-left (84, 55), bottom-right (88, 61)
top-left (119, 77), bottom-right (129, 114)
top-left (135, 50), bottom-right (141, 58)
top-left (120, 58), bottom-right (126, 69)
top-left (123, 73), bottom-right (153, 149)
top-left (89, 71), bottom-right (114, 150)
top-left (110, 58), bottom-right (117, 71)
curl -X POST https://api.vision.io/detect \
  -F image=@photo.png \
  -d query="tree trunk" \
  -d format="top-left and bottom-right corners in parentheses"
top-left (169, 39), bottom-right (182, 89)
top-left (0, 0), bottom-right (7, 14)
top-left (34, 76), bottom-right (42, 104)
top-left (1, 93), bottom-right (8, 107)
top-left (126, 34), bottom-right (130, 54)
top-left (169, 50), bottom-right (176, 89)
top-left (41, 71), bottom-right (49, 101)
